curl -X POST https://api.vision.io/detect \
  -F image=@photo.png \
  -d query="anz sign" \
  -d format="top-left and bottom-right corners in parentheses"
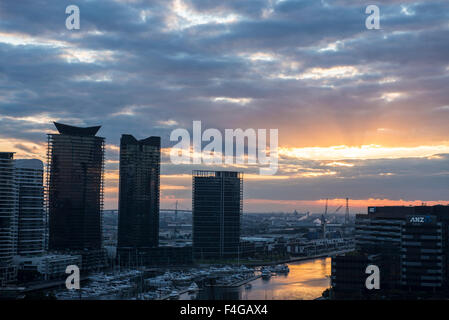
top-left (408, 215), bottom-right (434, 225)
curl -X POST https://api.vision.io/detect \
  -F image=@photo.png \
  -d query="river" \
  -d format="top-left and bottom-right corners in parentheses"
top-left (181, 257), bottom-right (331, 300)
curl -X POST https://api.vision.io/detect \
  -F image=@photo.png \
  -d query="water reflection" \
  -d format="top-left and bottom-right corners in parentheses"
top-left (182, 257), bottom-right (331, 300)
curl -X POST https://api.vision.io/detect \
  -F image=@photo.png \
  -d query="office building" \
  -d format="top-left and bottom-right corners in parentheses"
top-left (0, 152), bottom-right (18, 286)
top-left (192, 170), bottom-right (243, 260)
top-left (117, 134), bottom-right (161, 251)
top-left (14, 159), bottom-right (45, 256)
top-left (332, 205), bottom-right (449, 298)
top-left (401, 212), bottom-right (445, 290)
top-left (47, 122), bottom-right (105, 251)
top-left (331, 252), bottom-right (383, 298)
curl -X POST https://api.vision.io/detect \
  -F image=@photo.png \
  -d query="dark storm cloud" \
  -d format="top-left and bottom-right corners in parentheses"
top-left (1, 0), bottom-right (449, 206)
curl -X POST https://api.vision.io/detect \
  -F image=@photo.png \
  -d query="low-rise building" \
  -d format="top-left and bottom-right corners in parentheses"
top-left (13, 254), bottom-right (81, 281)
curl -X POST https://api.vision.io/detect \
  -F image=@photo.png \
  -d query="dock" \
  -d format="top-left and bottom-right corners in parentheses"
top-left (245, 248), bottom-right (355, 267)
top-left (159, 288), bottom-right (191, 300)
top-left (209, 274), bottom-right (261, 288)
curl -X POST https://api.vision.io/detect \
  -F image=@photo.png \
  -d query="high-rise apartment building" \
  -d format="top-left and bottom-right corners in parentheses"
top-left (117, 134), bottom-right (161, 250)
top-left (0, 152), bottom-right (18, 286)
top-left (47, 122), bottom-right (105, 251)
top-left (14, 159), bottom-right (45, 256)
top-left (192, 170), bottom-right (243, 260)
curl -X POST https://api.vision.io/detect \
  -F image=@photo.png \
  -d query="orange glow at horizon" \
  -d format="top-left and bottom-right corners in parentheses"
top-left (2, 136), bottom-right (449, 212)
top-left (242, 198), bottom-right (449, 213)
top-left (103, 196), bottom-right (449, 212)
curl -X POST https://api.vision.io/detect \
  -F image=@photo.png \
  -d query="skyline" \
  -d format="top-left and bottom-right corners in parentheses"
top-left (1, 0), bottom-right (449, 212)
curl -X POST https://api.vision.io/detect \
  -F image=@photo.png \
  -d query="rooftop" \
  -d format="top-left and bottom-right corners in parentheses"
top-left (193, 170), bottom-right (243, 178)
top-left (121, 134), bottom-right (160, 147)
top-left (0, 152), bottom-right (14, 160)
top-left (53, 122), bottom-right (101, 136)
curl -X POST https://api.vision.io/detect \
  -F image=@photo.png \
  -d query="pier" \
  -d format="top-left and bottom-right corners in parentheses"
top-left (212, 275), bottom-right (262, 288)
top-left (160, 288), bottom-right (190, 300)
top-left (245, 248), bottom-right (354, 267)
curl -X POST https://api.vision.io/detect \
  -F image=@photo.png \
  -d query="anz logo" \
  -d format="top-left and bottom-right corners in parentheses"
top-left (409, 216), bottom-right (432, 224)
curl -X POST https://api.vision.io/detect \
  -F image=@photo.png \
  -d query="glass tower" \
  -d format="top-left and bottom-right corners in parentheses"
top-left (117, 135), bottom-right (160, 250)
top-left (0, 152), bottom-right (18, 286)
top-left (192, 170), bottom-right (243, 260)
top-left (47, 122), bottom-right (105, 251)
top-left (15, 159), bottom-right (45, 256)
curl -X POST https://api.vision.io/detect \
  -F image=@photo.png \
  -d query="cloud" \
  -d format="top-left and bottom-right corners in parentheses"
top-left (1, 0), bottom-right (448, 211)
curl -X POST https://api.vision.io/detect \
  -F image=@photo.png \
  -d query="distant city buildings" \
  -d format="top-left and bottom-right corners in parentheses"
top-left (192, 170), bottom-right (243, 260)
top-left (117, 134), bottom-right (161, 250)
top-left (47, 122), bottom-right (105, 251)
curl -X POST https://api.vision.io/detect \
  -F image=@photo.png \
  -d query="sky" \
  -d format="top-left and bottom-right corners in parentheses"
top-left (0, 0), bottom-right (448, 213)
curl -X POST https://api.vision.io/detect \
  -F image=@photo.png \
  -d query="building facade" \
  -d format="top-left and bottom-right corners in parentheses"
top-left (332, 205), bottom-right (449, 298)
top-left (401, 213), bottom-right (445, 290)
top-left (117, 246), bottom-right (192, 267)
top-left (0, 152), bottom-right (18, 286)
top-left (331, 252), bottom-right (383, 298)
top-left (13, 254), bottom-right (82, 281)
top-left (47, 122), bottom-right (105, 251)
top-left (14, 159), bottom-right (45, 256)
top-left (117, 134), bottom-right (160, 251)
top-left (192, 170), bottom-right (243, 260)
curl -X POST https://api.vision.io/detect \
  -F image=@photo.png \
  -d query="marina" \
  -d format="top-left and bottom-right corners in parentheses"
top-left (189, 258), bottom-right (331, 300)
top-left (49, 256), bottom-right (333, 300)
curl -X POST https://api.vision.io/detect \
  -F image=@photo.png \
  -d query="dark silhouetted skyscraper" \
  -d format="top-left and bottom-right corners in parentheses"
top-left (117, 135), bottom-right (160, 250)
top-left (47, 122), bottom-right (105, 251)
top-left (332, 205), bottom-right (449, 298)
top-left (192, 170), bottom-right (243, 260)
top-left (0, 152), bottom-right (18, 286)
top-left (14, 159), bottom-right (45, 256)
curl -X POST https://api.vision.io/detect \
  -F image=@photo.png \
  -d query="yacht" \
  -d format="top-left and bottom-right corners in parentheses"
top-left (187, 282), bottom-right (199, 293)
top-left (273, 264), bottom-right (290, 274)
top-left (168, 290), bottom-right (179, 300)
top-left (261, 268), bottom-right (271, 280)
top-left (143, 292), bottom-right (158, 300)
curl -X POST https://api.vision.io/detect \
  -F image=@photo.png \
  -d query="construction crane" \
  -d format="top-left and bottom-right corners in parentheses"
top-left (321, 198), bottom-right (328, 239)
top-left (345, 198), bottom-right (350, 225)
top-left (174, 200), bottom-right (179, 238)
top-left (174, 200), bottom-right (178, 221)
top-left (321, 201), bottom-right (343, 239)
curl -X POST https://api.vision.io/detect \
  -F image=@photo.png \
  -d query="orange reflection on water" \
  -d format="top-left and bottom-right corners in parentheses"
top-left (241, 258), bottom-right (331, 300)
